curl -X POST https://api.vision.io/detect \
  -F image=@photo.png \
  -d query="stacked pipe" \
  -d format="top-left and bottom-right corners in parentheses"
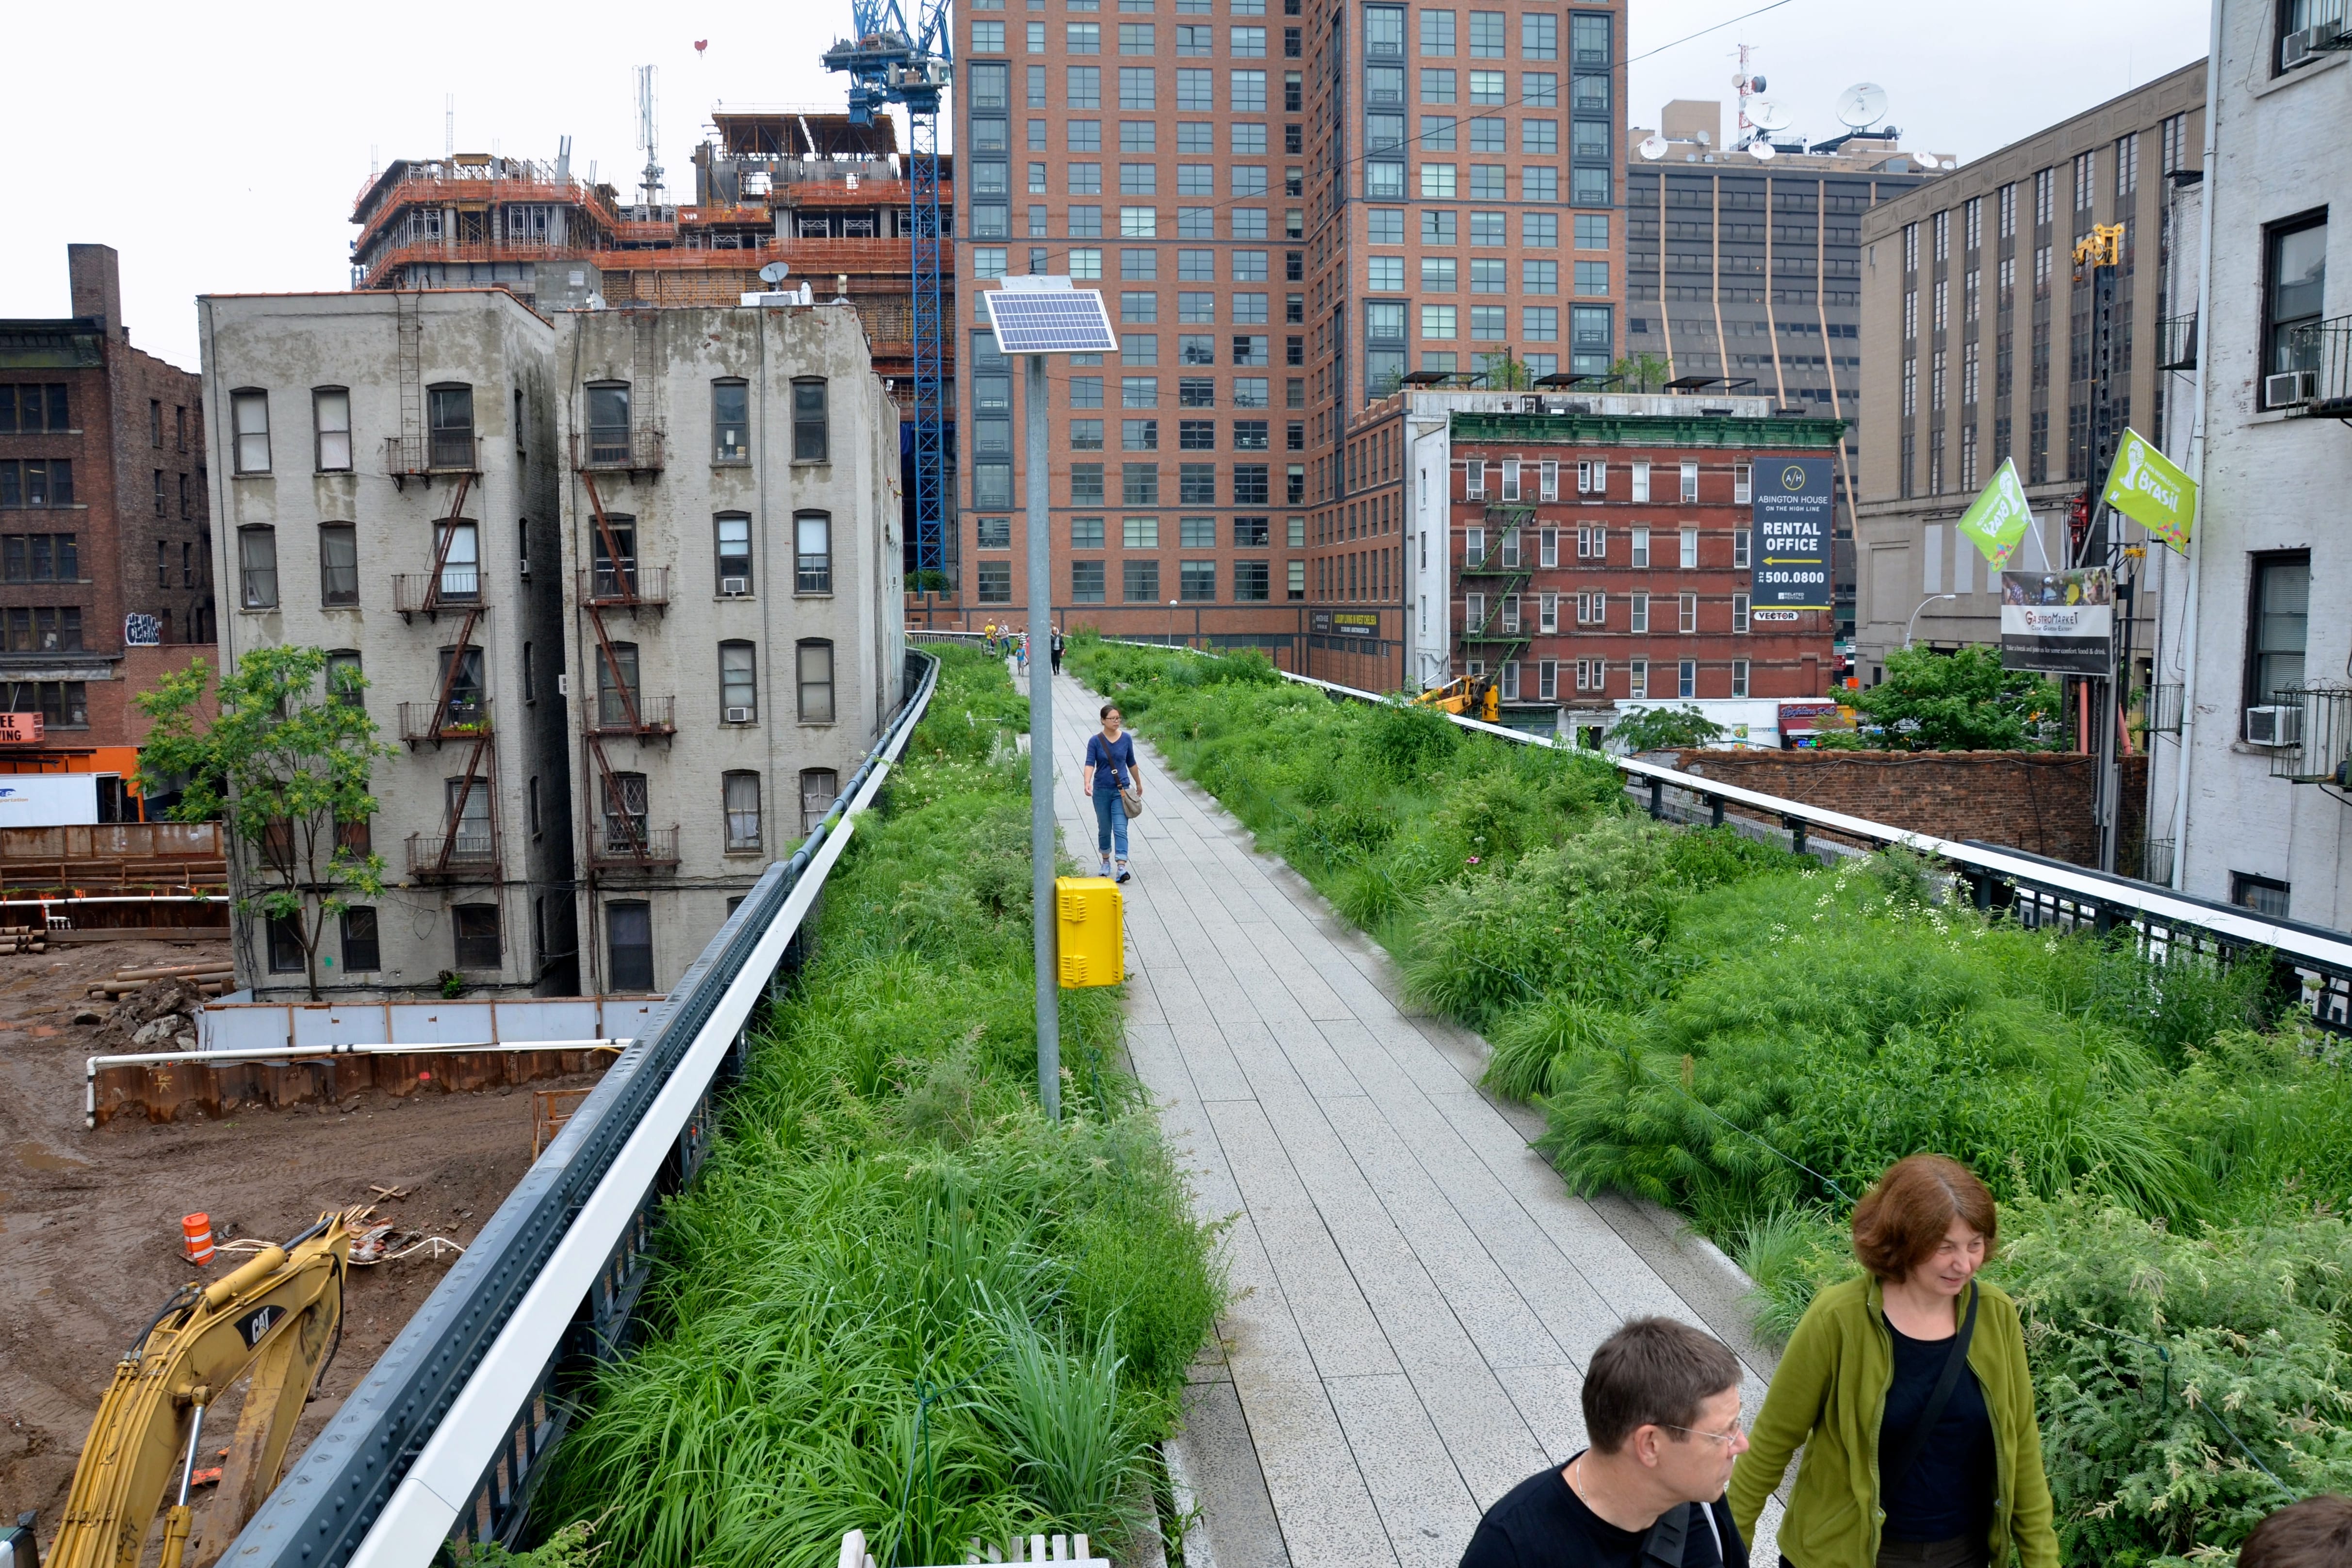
top-left (0, 923), bottom-right (47, 955)
top-left (87, 960), bottom-right (236, 999)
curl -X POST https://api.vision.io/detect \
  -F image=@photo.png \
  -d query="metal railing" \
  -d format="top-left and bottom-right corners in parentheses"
top-left (227, 649), bottom-right (940, 1567)
top-left (405, 831), bottom-right (497, 878)
top-left (576, 565), bottom-right (672, 607)
top-left (385, 433), bottom-right (483, 475)
top-left (399, 699), bottom-right (493, 743)
top-left (2156, 313), bottom-right (2198, 371)
top-left (2289, 315), bottom-right (2352, 417)
top-left (586, 823), bottom-right (683, 867)
top-left (585, 694), bottom-right (677, 737)
top-left (393, 571), bottom-right (483, 614)
top-left (573, 427), bottom-right (666, 472)
top-left (2263, 685), bottom-right (2352, 784)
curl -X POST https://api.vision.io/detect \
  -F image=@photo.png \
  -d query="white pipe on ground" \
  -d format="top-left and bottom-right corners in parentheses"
top-left (84, 1038), bottom-right (632, 1128)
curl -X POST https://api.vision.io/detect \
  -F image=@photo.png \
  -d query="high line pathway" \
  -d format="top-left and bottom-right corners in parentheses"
top-left (1039, 669), bottom-right (1785, 1568)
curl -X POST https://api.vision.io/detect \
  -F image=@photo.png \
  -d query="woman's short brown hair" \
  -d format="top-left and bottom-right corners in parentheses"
top-left (1850, 1154), bottom-right (1999, 1281)
top-left (2239, 1495), bottom-right (2352, 1568)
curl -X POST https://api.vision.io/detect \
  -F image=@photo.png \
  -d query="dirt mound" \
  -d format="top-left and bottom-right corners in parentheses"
top-left (91, 977), bottom-right (207, 1054)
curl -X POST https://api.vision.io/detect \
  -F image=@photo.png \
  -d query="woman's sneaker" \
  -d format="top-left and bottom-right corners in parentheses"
top-left (1116, 865), bottom-right (1133, 884)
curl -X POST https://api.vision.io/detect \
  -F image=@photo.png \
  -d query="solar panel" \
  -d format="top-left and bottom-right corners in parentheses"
top-left (985, 287), bottom-right (1119, 355)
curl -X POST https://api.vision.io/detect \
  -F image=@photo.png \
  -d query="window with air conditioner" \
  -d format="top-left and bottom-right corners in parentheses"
top-left (720, 639), bottom-right (758, 723)
top-left (2262, 215), bottom-right (2327, 408)
top-left (716, 513), bottom-right (752, 593)
top-left (2244, 551), bottom-right (2310, 741)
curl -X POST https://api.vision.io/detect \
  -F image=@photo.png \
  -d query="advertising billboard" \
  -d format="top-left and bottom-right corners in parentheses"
top-left (1749, 457), bottom-right (1833, 611)
top-left (2000, 567), bottom-right (2115, 674)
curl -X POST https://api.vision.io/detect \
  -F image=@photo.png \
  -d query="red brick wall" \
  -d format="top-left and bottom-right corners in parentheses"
top-left (1671, 748), bottom-right (2150, 869)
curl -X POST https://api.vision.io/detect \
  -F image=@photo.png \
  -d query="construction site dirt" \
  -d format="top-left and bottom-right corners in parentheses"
top-left (0, 939), bottom-right (604, 1549)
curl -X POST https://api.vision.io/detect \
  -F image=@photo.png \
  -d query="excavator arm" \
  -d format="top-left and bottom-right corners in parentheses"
top-left (50, 1215), bottom-right (354, 1568)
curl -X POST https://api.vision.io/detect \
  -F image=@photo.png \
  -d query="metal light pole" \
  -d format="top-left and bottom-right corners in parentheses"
top-left (1027, 350), bottom-right (1059, 1122)
top-left (1905, 592), bottom-right (1959, 649)
top-left (988, 274), bottom-right (1116, 1124)
top-left (1168, 598), bottom-right (1179, 648)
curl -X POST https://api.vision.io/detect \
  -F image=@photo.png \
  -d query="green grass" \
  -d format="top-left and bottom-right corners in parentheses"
top-left (1063, 634), bottom-right (2352, 1568)
top-left (535, 648), bottom-right (1222, 1568)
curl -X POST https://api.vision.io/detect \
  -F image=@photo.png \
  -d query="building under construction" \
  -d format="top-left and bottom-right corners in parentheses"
top-left (348, 115), bottom-right (956, 582)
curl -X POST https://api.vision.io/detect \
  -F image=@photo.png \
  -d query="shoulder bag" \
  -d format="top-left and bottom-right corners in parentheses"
top-left (1117, 739), bottom-right (1144, 818)
top-left (1883, 1282), bottom-right (1980, 1499)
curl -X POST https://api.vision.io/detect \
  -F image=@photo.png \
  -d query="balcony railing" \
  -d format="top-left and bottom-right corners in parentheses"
top-left (577, 565), bottom-right (672, 607)
top-left (585, 694), bottom-right (677, 737)
top-left (399, 699), bottom-right (494, 744)
top-left (407, 831), bottom-right (498, 879)
top-left (587, 823), bottom-right (681, 868)
top-left (2289, 315), bottom-right (2352, 418)
top-left (2262, 686), bottom-right (2352, 785)
top-left (393, 571), bottom-right (484, 616)
top-left (573, 427), bottom-right (666, 473)
top-left (2156, 313), bottom-right (2198, 372)
top-left (385, 433), bottom-right (483, 476)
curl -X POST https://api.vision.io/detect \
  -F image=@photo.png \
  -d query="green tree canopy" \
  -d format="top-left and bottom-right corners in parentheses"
top-left (137, 647), bottom-right (392, 998)
top-left (1825, 643), bottom-right (2063, 751)
top-left (1608, 703), bottom-right (1727, 753)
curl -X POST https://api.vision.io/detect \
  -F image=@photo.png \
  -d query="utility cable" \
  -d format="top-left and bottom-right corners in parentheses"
top-left (1626, 0), bottom-right (1801, 65)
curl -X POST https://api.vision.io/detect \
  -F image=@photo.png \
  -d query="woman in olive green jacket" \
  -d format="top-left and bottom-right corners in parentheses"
top-left (1727, 1155), bottom-right (2057, 1568)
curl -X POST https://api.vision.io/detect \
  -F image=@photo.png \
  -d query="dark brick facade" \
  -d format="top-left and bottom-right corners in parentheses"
top-left (0, 245), bottom-right (213, 751)
top-left (1673, 747), bottom-right (2150, 870)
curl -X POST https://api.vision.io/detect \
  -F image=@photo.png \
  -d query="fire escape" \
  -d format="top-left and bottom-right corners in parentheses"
top-left (392, 469), bottom-right (502, 882)
top-left (576, 443), bottom-right (680, 874)
top-left (1459, 501), bottom-right (1535, 694)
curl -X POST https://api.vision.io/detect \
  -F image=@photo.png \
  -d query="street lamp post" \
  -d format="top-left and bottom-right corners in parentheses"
top-left (1168, 598), bottom-right (1179, 649)
top-left (1905, 592), bottom-right (1960, 649)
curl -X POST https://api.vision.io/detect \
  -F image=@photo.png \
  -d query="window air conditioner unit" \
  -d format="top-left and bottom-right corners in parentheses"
top-left (2246, 704), bottom-right (2302, 747)
top-left (2319, 16), bottom-right (2350, 48)
top-left (720, 576), bottom-right (750, 595)
top-left (725, 705), bottom-right (755, 724)
top-left (2282, 27), bottom-right (2319, 66)
top-left (2266, 370), bottom-right (2315, 408)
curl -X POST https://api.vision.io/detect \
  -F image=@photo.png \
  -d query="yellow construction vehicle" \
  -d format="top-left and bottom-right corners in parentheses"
top-left (49, 1213), bottom-right (355, 1568)
top-left (1414, 675), bottom-right (1500, 723)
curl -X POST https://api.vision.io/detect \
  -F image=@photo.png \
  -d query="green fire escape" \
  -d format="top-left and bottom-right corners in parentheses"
top-left (1459, 500), bottom-right (1535, 689)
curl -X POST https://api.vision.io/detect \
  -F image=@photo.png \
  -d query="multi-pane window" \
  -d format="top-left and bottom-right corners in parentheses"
top-left (719, 640), bottom-right (758, 723)
top-left (2266, 217), bottom-right (2329, 386)
top-left (795, 512), bottom-right (833, 594)
top-left (795, 640), bottom-right (835, 723)
top-left (712, 379), bottom-right (749, 461)
top-left (314, 389), bottom-right (352, 471)
top-left (231, 390), bottom-right (270, 473)
top-left (319, 523), bottom-right (359, 606)
top-left (0, 385), bottom-right (69, 433)
top-left (2246, 553), bottom-right (2310, 714)
top-left (723, 772), bottom-right (762, 851)
top-left (238, 526), bottom-right (278, 609)
top-left (717, 514), bottom-right (753, 591)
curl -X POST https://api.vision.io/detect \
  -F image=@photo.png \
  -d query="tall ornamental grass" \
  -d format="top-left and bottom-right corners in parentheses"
top-left (1064, 635), bottom-right (2352, 1568)
top-left (538, 648), bottom-right (1222, 1568)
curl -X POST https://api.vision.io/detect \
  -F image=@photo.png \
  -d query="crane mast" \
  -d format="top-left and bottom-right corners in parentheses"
top-left (823, 0), bottom-right (953, 588)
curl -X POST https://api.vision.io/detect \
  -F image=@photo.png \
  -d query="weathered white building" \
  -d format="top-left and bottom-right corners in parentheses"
top-left (2148, 6), bottom-right (2352, 926)
top-left (198, 288), bottom-right (904, 996)
top-left (553, 302), bottom-right (903, 993)
top-left (198, 289), bottom-right (579, 995)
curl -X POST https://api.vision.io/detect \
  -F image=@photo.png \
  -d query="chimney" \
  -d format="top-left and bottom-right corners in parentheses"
top-left (68, 244), bottom-right (126, 343)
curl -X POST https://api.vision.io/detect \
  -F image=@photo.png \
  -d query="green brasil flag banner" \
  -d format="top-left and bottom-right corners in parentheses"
top-left (2101, 427), bottom-right (2198, 552)
top-left (1955, 457), bottom-right (2033, 567)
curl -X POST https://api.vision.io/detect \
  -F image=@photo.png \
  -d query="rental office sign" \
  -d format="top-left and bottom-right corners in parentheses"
top-left (1750, 457), bottom-right (1833, 611)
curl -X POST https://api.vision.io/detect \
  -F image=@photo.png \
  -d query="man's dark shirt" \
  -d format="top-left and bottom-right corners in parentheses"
top-left (1460, 1457), bottom-right (1747, 1568)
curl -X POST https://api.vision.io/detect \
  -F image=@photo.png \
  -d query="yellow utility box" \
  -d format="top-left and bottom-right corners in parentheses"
top-left (1055, 875), bottom-right (1124, 988)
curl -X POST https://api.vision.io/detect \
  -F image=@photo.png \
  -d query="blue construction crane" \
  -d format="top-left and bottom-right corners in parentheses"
top-left (824, 0), bottom-right (952, 588)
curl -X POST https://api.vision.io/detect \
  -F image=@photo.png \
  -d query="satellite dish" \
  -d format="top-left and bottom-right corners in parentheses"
top-left (1835, 82), bottom-right (1890, 129)
top-left (1750, 75), bottom-right (1767, 94)
top-left (1749, 100), bottom-right (1792, 131)
top-left (1638, 133), bottom-right (1668, 160)
top-left (1750, 141), bottom-right (1778, 161)
top-left (1695, 130), bottom-right (1712, 147)
top-left (759, 261), bottom-right (791, 284)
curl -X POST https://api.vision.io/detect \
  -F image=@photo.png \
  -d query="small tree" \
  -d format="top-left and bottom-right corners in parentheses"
top-left (1607, 703), bottom-right (1726, 753)
top-left (1611, 352), bottom-right (1673, 393)
top-left (1822, 643), bottom-right (2062, 752)
top-left (138, 648), bottom-right (393, 999)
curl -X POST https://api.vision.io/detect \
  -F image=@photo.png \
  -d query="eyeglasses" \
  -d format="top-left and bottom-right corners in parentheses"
top-left (1665, 1421), bottom-right (1746, 1448)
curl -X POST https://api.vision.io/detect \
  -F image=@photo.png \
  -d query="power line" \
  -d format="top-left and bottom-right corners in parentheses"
top-left (1627, 0), bottom-right (1801, 65)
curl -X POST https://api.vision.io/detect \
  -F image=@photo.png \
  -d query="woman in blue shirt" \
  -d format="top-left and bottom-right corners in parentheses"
top-left (1081, 703), bottom-right (1142, 882)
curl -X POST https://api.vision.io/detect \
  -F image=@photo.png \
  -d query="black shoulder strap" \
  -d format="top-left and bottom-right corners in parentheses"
top-left (1883, 1282), bottom-right (1979, 1499)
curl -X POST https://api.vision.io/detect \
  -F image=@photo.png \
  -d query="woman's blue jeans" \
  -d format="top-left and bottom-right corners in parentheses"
top-left (1093, 788), bottom-right (1129, 860)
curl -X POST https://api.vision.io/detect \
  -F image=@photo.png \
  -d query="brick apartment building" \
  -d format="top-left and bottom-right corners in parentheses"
top-left (0, 245), bottom-right (216, 807)
top-left (1390, 388), bottom-right (1843, 729)
top-left (954, 0), bottom-right (1624, 656)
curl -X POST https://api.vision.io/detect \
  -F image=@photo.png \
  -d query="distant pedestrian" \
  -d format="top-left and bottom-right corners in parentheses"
top-left (1050, 626), bottom-right (1066, 674)
top-left (1728, 1154), bottom-right (2056, 1568)
top-left (1081, 702), bottom-right (1142, 883)
top-left (1460, 1316), bottom-right (1748, 1568)
top-left (1015, 631), bottom-right (1029, 675)
top-left (982, 620), bottom-right (999, 656)
top-left (2239, 1496), bottom-right (2352, 1568)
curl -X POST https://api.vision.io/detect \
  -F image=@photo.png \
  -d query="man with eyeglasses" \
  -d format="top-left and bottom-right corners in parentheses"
top-left (1461, 1317), bottom-right (1751, 1568)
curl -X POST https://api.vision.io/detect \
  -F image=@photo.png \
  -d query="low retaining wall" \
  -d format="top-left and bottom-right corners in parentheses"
top-left (92, 1046), bottom-right (613, 1127)
top-left (1669, 749), bottom-right (2149, 869)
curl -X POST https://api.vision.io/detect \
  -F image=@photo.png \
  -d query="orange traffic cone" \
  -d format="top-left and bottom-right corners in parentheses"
top-left (182, 1212), bottom-right (214, 1265)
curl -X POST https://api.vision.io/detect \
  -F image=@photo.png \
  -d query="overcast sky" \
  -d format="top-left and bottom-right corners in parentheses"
top-left (11, 0), bottom-right (2207, 371)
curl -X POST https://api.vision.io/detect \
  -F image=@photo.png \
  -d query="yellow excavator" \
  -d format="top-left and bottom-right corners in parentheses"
top-left (48, 1212), bottom-right (355, 1568)
top-left (1415, 674), bottom-right (1500, 723)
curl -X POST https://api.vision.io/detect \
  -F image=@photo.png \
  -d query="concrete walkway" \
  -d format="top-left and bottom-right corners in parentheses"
top-left (1042, 671), bottom-right (1783, 1568)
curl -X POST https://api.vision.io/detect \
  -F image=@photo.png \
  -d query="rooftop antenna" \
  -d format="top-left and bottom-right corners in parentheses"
top-left (444, 94), bottom-right (454, 158)
top-left (635, 65), bottom-right (664, 205)
top-left (1730, 44), bottom-right (1772, 149)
